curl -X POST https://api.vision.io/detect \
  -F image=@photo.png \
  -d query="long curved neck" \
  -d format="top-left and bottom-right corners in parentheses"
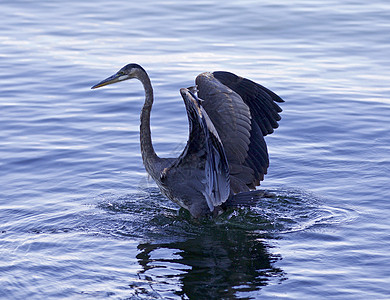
top-left (137, 69), bottom-right (159, 174)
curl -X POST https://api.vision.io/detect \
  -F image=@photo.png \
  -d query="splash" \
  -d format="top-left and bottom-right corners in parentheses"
top-left (94, 187), bottom-right (357, 239)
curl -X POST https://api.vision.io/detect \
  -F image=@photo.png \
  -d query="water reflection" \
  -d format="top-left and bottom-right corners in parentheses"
top-left (98, 189), bottom-right (353, 298)
top-left (136, 224), bottom-right (284, 299)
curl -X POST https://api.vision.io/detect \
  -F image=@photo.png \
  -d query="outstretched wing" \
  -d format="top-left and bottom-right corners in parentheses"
top-left (167, 88), bottom-right (230, 212)
top-left (196, 71), bottom-right (284, 193)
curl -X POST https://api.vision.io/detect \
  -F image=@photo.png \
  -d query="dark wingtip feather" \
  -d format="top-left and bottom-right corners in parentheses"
top-left (213, 71), bottom-right (284, 136)
top-left (225, 190), bottom-right (268, 207)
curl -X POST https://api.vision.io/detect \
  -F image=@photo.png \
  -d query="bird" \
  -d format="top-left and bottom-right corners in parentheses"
top-left (91, 63), bottom-right (284, 218)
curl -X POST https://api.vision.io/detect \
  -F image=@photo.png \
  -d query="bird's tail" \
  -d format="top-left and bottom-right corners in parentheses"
top-left (225, 190), bottom-right (275, 207)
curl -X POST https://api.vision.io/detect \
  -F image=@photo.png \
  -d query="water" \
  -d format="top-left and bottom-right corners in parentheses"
top-left (1, 0), bottom-right (390, 299)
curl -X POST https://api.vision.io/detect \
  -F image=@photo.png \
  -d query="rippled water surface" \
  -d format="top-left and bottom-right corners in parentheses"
top-left (1, 1), bottom-right (390, 299)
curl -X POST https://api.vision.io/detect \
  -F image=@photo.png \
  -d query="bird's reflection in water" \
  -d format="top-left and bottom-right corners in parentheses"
top-left (136, 222), bottom-right (284, 299)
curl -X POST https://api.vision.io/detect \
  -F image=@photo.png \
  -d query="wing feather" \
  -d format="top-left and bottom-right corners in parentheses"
top-left (172, 88), bottom-right (230, 211)
top-left (196, 71), bottom-right (284, 192)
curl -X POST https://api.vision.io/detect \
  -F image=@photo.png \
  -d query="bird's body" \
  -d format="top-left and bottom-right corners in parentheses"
top-left (92, 64), bottom-right (283, 218)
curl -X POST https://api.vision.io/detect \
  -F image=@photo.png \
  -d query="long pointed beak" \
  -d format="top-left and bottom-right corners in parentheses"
top-left (91, 73), bottom-right (128, 89)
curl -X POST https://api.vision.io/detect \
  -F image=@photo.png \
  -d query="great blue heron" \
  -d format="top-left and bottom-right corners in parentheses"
top-left (91, 64), bottom-right (284, 218)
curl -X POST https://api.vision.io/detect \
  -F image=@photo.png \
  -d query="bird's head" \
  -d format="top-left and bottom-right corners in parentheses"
top-left (91, 63), bottom-right (146, 89)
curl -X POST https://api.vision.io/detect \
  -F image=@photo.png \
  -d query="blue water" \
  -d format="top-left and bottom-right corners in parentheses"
top-left (1, 1), bottom-right (390, 299)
